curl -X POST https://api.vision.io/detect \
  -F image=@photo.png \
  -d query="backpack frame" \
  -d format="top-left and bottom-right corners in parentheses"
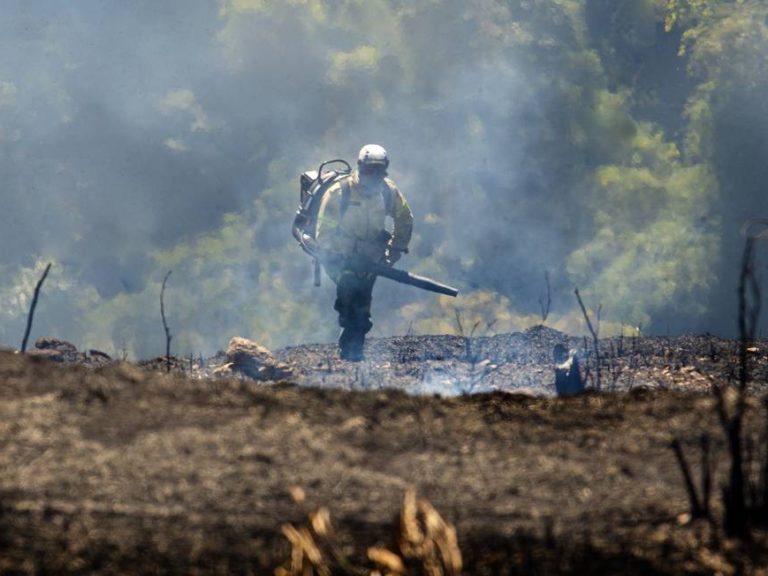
top-left (292, 159), bottom-right (353, 286)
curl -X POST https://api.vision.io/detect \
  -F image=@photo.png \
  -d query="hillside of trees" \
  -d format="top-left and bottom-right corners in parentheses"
top-left (0, 0), bottom-right (766, 358)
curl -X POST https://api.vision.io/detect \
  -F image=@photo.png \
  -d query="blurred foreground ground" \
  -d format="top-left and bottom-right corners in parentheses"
top-left (1, 329), bottom-right (768, 574)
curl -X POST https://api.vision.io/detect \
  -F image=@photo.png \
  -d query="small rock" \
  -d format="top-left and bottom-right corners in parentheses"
top-left (503, 388), bottom-right (537, 398)
top-left (212, 363), bottom-right (235, 377)
top-left (30, 337), bottom-right (82, 363)
top-left (341, 416), bottom-right (368, 431)
top-left (87, 349), bottom-right (113, 367)
top-left (138, 356), bottom-right (184, 372)
top-left (35, 337), bottom-right (78, 353)
top-left (288, 486), bottom-right (306, 504)
top-left (27, 348), bottom-right (69, 363)
top-left (88, 349), bottom-right (112, 360)
top-left (226, 337), bottom-right (294, 381)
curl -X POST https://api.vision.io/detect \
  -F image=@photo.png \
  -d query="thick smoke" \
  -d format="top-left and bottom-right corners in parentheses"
top-left (1, 2), bottom-right (221, 279)
top-left (0, 1), bottom-right (765, 356)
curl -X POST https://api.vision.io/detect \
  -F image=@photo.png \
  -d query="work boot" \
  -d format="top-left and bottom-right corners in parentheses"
top-left (339, 328), bottom-right (365, 361)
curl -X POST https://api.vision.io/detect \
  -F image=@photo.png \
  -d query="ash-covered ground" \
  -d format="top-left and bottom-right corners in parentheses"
top-left (275, 326), bottom-right (766, 396)
top-left (1, 327), bottom-right (768, 574)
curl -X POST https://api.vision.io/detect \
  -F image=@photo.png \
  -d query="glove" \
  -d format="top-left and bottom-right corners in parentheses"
top-left (387, 248), bottom-right (404, 265)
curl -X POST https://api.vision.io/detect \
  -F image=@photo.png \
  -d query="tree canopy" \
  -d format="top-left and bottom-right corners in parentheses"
top-left (0, 0), bottom-right (766, 357)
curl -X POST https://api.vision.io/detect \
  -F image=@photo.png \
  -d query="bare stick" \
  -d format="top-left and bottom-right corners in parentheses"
top-left (453, 308), bottom-right (471, 360)
top-left (21, 263), bottom-right (52, 353)
top-left (574, 287), bottom-right (601, 392)
top-left (671, 438), bottom-right (702, 518)
top-left (161, 270), bottom-right (173, 373)
top-left (538, 270), bottom-right (552, 325)
top-left (717, 235), bottom-right (762, 538)
top-left (453, 308), bottom-right (465, 338)
top-left (738, 236), bottom-right (761, 394)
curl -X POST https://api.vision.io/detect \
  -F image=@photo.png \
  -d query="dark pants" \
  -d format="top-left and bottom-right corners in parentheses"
top-left (334, 270), bottom-right (376, 360)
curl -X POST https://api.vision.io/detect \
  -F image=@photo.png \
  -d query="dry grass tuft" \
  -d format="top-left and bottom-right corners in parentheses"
top-left (276, 490), bottom-right (462, 576)
top-left (276, 504), bottom-right (361, 576)
top-left (370, 489), bottom-right (462, 576)
top-left (278, 516), bottom-right (332, 576)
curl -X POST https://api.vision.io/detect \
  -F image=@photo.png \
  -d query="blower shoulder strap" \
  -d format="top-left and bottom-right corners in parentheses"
top-left (382, 180), bottom-right (395, 216)
top-left (339, 176), bottom-right (352, 220)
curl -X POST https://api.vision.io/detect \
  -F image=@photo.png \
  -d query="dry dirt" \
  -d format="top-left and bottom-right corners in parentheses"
top-left (2, 328), bottom-right (768, 574)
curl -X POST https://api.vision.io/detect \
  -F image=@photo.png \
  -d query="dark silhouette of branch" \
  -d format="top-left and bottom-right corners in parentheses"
top-left (21, 263), bottom-right (52, 353)
top-left (670, 434), bottom-right (714, 523)
top-left (574, 287), bottom-right (602, 392)
top-left (161, 270), bottom-right (173, 373)
top-left (713, 234), bottom-right (764, 538)
top-left (538, 270), bottom-right (552, 325)
top-left (453, 308), bottom-right (464, 338)
top-left (721, 236), bottom-right (761, 536)
top-left (738, 236), bottom-right (761, 394)
top-left (671, 438), bottom-right (703, 519)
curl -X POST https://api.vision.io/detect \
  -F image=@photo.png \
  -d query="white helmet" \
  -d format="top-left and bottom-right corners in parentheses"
top-left (357, 144), bottom-right (389, 169)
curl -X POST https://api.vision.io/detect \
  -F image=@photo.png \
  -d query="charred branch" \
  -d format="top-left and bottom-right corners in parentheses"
top-left (160, 270), bottom-right (173, 373)
top-left (574, 288), bottom-right (602, 392)
top-left (671, 438), bottom-right (704, 519)
top-left (538, 270), bottom-right (552, 325)
top-left (670, 434), bottom-right (714, 523)
top-left (711, 233), bottom-right (767, 538)
top-left (20, 263), bottom-right (52, 353)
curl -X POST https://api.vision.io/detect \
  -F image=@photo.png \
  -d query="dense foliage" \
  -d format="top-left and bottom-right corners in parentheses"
top-left (0, 0), bottom-right (766, 357)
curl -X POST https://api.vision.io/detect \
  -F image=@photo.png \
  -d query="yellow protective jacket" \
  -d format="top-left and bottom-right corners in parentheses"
top-left (315, 172), bottom-right (413, 269)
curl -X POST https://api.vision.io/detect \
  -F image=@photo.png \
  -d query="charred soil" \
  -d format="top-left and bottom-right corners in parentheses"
top-left (2, 328), bottom-right (768, 574)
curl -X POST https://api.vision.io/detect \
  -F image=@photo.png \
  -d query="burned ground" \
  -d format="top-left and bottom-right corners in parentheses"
top-left (278, 326), bottom-right (762, 396)
top-left (1, 328), bottom-right (768, 574)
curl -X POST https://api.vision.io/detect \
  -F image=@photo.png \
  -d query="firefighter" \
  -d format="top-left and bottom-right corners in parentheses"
top-left (315, 144), bottom-right (413, 361)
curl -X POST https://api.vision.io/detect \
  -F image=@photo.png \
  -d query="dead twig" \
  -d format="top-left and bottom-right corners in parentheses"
top-left (453, 308), bottom-right (464, 339)
top-left (454, 308), bottom-right (478, 362)
top-left (538, 270), bottom-right (552, 325)
top-left (574, 288), bottom-right (602, 392)
top-left (738, 237), bottom-right (761, 394)
top-left (160, 270), bottom-right (173, 373)
top-left (671, 438), bottom-right (702, 519)
top-left (454, 308), bottom-right (497, 392)
top-left (670, 434), bottom-right (714, 523)
top-left (713, 234), bottom-right (764, 538)
top-left (21, 263), bottom-right (52, 353)
top-left (724, 236), bottom-right (760, 536)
